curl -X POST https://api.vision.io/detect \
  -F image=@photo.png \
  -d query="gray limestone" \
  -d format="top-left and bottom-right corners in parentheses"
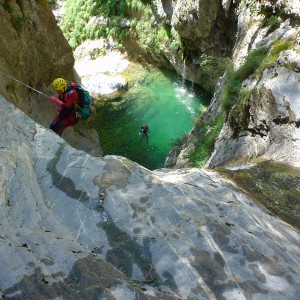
top-left (1, 95), bottom-right (300, 299)
top-left (207, 27), bottom-right (300, 168)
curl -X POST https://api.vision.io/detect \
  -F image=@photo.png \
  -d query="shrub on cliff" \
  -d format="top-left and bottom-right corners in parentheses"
top-left (59, 0), bottom-right (183, 59)
top-left (199, 54), bottom-right (232, 94)
top-left (221, 46), bottom-right (269, 114)
top-left (60, 0), bottom-right (130, 49)
top-left (47, 0), bottom-right (57, 9)
top-left (188, 114), bottom-right (225, 167)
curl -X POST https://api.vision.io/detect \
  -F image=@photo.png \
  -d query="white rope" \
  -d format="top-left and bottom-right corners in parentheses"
top-left (0, 70), bottom-right (49, 98)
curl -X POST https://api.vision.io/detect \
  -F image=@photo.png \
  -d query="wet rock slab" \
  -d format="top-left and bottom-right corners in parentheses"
top-left (218, 161), bottom-right (300, 230)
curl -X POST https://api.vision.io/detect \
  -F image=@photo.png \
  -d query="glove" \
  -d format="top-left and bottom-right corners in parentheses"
top-left (49, 96), bottom-right (63, 106)
top-left (56, 105), bottom-right (62, 112)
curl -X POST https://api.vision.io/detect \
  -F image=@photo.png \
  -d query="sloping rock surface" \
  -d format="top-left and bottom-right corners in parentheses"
top-left (1, 95), bottom-right (300, 299)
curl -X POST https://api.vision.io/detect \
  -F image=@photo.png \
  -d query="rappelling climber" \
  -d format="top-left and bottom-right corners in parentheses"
top-left (49, 78), bottom-right (79, 136)
top-left (140, 125), bottom-right (150, 143)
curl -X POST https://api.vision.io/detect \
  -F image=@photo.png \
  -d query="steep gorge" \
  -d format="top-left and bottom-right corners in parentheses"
top-left (1, 0), bottom-right (300, 299)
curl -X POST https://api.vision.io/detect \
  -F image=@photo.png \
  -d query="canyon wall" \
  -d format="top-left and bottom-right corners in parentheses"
top-left (166, 0), bottom-right (300, 169)
top-left (0, 0), bottom-right (100, 156)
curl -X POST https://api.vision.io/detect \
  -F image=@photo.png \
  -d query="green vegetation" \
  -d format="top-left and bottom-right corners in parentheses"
top-left (171, 132), bottom-right (189, 148)
top-left (262, 15), bottom-right (281, 32)
top-left (60, 0), bottom-right (131, 49)
top-left (10, 14), bottom-right (24, 32)
top-left (238, 87), bottom-right (252, 108)
top-left (256, 39), bottom-right (295, 76)
top-left (224, 38), bottom-right (296, 114)
top-left (188, 114), bottom-right (225, 167)
top-left (199, 55), bottom-right (231, 77)
top-left (6, 82), bottom-right (17, 94)
top-left (3, 1), bottom-right (13, 14)
top-left (222, 38), bottom-right (296, 116)
top-left (221, 46), bottom-right (269, 114)
top-left (130, 2), bottom-right (183, 56)
top-left (199, 54), bottom-right (232, 94)
top-left (134, 7), bottom-right (171, 55)
top-left (59, 0), bottom-right (183, 55)
top-left (47, 0), bottom-right (57, 9)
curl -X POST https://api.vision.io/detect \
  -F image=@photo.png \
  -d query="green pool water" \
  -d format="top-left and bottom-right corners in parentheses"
top-left (95, 68), bottom-right (210, 170)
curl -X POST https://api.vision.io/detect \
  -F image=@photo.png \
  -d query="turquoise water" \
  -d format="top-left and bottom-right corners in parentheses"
top-left (96, 69), bottom-right (210, 170)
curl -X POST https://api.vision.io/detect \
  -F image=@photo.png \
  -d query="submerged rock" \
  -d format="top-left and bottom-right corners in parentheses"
top-left (1, 95), bottom-right (300, 299)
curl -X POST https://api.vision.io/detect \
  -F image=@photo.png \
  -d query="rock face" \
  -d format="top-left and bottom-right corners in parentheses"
top-left (170, 1), bottom-right (300, 169)
top-left (149, 0), bottom-right (237, 91)
top-left (207, 18), bottom-right (300, 168)
top-left (168, 0), bottom-right (233, 54)
top-left (1, 95), bottom-right (300, 299)
top-left (0, 0), bottom-right (74, 107)
top-left (0, 1), bottom-right (101, 157)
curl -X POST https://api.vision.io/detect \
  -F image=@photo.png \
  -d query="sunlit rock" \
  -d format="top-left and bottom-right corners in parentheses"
top-left (1, 95), bottom-right (300, 299)
top-left (208, 41), bottom-right (300, 168)
top-left (74, 40), bottom-right (129, 97)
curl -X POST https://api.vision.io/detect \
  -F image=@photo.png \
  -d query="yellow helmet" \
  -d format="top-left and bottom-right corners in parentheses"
top-left (52, 78), bottom-right (67, 92)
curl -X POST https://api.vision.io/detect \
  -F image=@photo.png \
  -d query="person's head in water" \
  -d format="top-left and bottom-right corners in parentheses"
top-left (140, 125), bottom-right (150, 143)
top-left (52, 78), bottom-right (67, 96)
top-left (141, 125), bottom-right (149, 133)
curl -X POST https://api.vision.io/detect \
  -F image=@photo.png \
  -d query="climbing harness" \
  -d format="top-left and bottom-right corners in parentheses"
top-left (0, 70), bottom-right (49, 98)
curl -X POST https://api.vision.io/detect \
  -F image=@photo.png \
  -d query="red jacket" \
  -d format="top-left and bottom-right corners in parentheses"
top-left (59, 87), bottom-right (79, 115)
